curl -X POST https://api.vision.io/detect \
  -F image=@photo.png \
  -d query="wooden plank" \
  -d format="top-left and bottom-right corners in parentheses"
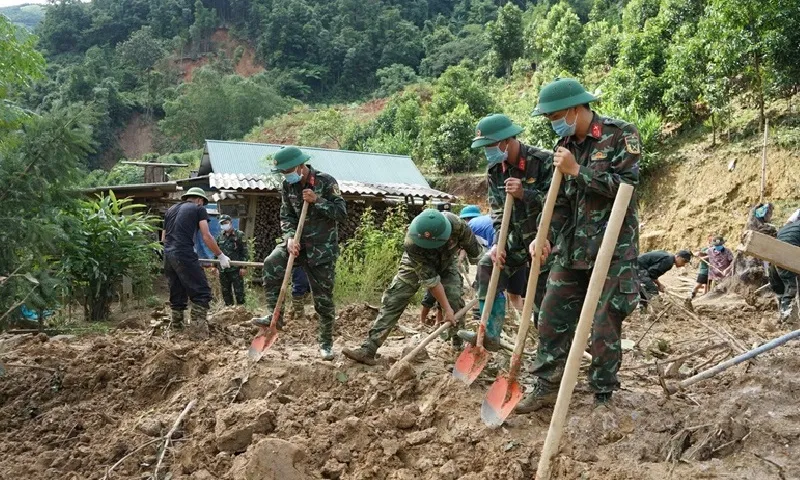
top-left (244, 196), bottom-right (258, 240)
top-left (737, 230), bottom-right (800, 274)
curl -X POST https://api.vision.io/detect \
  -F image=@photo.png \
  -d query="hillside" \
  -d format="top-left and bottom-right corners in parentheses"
top-left (0, 4), bottom-right (44, 30)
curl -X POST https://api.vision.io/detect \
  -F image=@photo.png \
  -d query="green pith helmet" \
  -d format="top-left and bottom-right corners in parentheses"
top-left (271, 146), bottom-right (310, 173)
top-left (219, 214), bottom-right (232, 224)
top-left (181, 187), bottom-right (209, 205)
top-left (409, 209), bottom-right (452, 249)
top-left (532, 77), bottom-right (598, 116)
top-left (471, 114), bottom-right (524, 148)
top-left (459, 205), bottom-right (481, 219)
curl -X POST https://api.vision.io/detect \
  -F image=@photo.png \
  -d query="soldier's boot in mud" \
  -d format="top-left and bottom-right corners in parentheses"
top-left (289, 296), bottom-right (306, 323)
top-left (251, 310), bottom-right (284, 330)
top-left (456, 294), bottom-right (506, 352)
top-left (319, 345), bottom-right (335, 361)
top-left (342, 345), bottom-right (377, 366)
top-left (515, 382), bottom-right (558, 414)
top-left (189, 304), bottom-right (210, 339)
top-left (593, 391), bottom-right (614, 409)
top-left (169, 309), bottom-right (185, 330)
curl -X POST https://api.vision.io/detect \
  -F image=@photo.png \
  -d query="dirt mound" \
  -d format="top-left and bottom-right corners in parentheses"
top-left (1, 285), bottom-right (799, 479)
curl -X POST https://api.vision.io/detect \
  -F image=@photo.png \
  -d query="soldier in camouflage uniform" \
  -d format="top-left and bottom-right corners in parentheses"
top-left (342, 209), bottom-right (483, 365)
top-left (215, 215), bottom-right (249, 306)
top-left (252, 146), bottom-right (347, 361)
top-left (456, 114), bottom-right (554, 351)
top-left (516, 78), bottom-right (641, 412)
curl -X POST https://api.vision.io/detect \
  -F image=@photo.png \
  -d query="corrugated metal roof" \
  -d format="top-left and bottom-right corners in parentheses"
top-left (200, 140), bottom-right (429, 187)
top-left (205, 173), bottom-right (453, 200)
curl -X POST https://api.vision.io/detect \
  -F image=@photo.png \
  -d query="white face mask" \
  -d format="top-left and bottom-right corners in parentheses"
top-left (221, 223), bottom-right (232, 231)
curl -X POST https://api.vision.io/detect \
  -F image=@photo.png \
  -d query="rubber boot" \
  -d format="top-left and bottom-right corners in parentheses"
top-left (342, 345), bottom-right (377, 365)
top-left (170, 309), bottom-right (185, 330)
top-left (189, 304), bottom-right (210, 339)
top-left (594, 391), bottom-right (614, 408)
top-left (290, 295), bottom-right (306, 323)
top-left (251, 310), bottom-right (283, 329)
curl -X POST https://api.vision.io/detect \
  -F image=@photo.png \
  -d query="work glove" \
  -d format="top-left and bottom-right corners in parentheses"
top-left (218, 253), bottom-right (231, 269)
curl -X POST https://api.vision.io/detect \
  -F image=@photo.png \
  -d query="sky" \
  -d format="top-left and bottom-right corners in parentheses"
top-left (0, 0), bottom-right (47, 7)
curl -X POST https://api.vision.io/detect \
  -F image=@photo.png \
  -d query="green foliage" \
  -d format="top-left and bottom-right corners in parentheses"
top-left (0, 4), bottom-right (45, 31)
top-left (375, 64), bottom-right (419, 98)
top-left (58, 192), bottom-right (160, 321)
top-left (116, 26), bottom-right (167, 73)
top-left (299, 108), bottom-right (356, 149)
top-left (596, 102), bottom-right (664, 173)
top-left (487, 3), bottom-right (524, 77)
top-left (533, 2), bottom-right (586, 76)
top-left (0, 16), bottom-right (44, 129)
top-left (160, 67), bottom-right (291, 149)
top-left (335, 206), bottom-right (407, 304)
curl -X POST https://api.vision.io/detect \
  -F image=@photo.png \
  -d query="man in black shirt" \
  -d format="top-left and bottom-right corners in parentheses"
top-left (162, 187), bottom-right (231, 334)
top-left (638, 249), bottom-right (692, 304)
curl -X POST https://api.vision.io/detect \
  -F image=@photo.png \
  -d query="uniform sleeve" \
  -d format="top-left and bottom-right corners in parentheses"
top-left (404, 242), bottom-right (440, 288)
top-left (240, 232), bottom-right (249, 258)
top-left (521, 150), bottom-right (552, 212)
top-left (280, 186), bottom-right (298, 240)
top-left (487, 170), bottom-right (504, 245)
top-left (574, 125), bottom-right (640, 197)
top-left (312, 177), bottom-right (347, 223)
top-left (457, 220), bottom-right (483, 262)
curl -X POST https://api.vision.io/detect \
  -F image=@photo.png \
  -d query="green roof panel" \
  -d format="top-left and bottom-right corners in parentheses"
top-left (201, 140), bottom-right (429, 188)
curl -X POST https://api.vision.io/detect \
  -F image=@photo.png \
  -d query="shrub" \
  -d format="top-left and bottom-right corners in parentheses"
top-left (335, 206), bottom-right (407, 304)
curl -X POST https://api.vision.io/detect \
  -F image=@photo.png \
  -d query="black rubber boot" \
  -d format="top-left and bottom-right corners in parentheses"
top-left (342, 345), bottom-right (377, 365)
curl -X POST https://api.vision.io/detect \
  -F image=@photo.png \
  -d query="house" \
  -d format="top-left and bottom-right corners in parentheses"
top-left (177, 140), bottom-right (455, 261)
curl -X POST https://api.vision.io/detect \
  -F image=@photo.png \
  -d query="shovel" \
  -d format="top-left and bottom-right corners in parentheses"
top-left (387, 298), bottom-right (479, 381)
top-left (481, 170), bottom-right (562, 427)
top-left (248, 201), bottom-right (309, 361)
top-left (453, 193), bottom-right (514, 385)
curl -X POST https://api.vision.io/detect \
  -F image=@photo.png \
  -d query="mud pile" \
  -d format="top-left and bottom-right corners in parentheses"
top-left (1, 296), bottom-right (798, 480)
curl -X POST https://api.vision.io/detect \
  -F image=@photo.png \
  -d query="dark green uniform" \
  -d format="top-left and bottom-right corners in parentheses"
top-left (533, 113), bottom-right (641, 394)
top-left (478, 143), bottom-right (554, 332)
top-left (262, 166), bottom-right (346, 349)
top-left (360, 213), bottom-right (483, 354)
top-left (216, 228), bottom-right (248, 305)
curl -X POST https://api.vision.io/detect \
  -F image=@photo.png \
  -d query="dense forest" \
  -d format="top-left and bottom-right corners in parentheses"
top-left (2, 0), bottom-right (799, 176)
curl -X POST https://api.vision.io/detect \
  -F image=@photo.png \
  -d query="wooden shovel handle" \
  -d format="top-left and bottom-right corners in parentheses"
top-left (398, 298), bottom-right (479, 363)
top-left (477, 193), bottom-right (514, 346)
top-left (270, 201), bottom-right (310, 326)
top-left (508, 170), bottom-right (563, 377)
top-left (536, 183), bottom-right (635, 480)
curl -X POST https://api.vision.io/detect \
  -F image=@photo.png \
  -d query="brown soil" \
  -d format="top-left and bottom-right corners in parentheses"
top-left (117, 112), bottom-right (156, 160)
top-left (1, 271), bottom-right (798, 480)
top-left (176, 28), bottom-right (264, 83)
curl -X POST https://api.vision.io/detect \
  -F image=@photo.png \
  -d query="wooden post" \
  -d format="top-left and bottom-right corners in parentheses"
top-left (760, 118), bottom-right (768, 204)
top-left (244, 196), bottom-right (258, 240)
top-left (738, 230), bottom-right (800, 274)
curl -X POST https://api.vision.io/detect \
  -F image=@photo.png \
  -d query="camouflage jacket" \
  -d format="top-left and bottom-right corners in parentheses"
top-left (280, 165), bottom-right (347, 266)
top-left (487, 143), bottom-right (554, 268)
top-left (399, 213), bottom-right (483, 288)
top-left (216, 229), bottom-right (248, 272)
top-left (547, 113), bottom-right (641, 270)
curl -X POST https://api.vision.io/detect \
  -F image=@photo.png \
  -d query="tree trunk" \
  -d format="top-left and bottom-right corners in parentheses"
top-left (711, 112), bottom-right (716, 147)
top-left (754, 51), bottom-right (764, 129)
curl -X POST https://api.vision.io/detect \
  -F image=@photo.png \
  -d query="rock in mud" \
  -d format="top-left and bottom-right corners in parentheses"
top-left (400, 345), bottom-right (429, 362)
top-left (240, 438), bottom-right (311, 480)
top-left (215, 400), bottom-right (276, 453)
top-left (438, 459), bottom-right (460, 480)
top-left (405, 427), bottom-right (437, 445)
top-left (321, 458), bottom-right (346, 479)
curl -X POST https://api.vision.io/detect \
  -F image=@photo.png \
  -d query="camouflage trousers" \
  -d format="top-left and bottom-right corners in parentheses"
top-left (263, 245), bottom-right (336, 349)
top-left (532, 260), bottom-right (639, 393)
top-left (769, 264), bottom-right (799, 312)
top-left (219, 270), bottom-right (245, 306)
top-left (362, 262), bottom-right (464, 353)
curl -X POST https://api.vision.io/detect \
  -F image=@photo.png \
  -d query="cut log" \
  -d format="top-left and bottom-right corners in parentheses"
top-left (737, 230), bottom-right (800, 274)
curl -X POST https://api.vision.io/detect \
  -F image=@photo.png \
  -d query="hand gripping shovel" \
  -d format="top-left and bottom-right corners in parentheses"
top-left (453, 193), bottom-right (514, 385)
top-left (536, 183), bottom-right (634, 480)
top-left (482, 170), bottom-right (563, 427)
top-left (387, 298), bottom-right (479, 381)
top-left (248, 201), bottom-right (309, 361)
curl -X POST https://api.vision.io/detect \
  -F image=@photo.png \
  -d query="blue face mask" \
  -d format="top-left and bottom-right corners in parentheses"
top-left (484, 145), bottom-right (508, 168)
top-left (550, 109), bottom-right (577, 138)
top-left (284, 169), bottom-right (302, 184)
top-left (714, 245), bottom-right (724, 252)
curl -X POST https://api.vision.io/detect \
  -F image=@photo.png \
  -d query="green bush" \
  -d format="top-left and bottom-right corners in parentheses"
top-left (335, 206), bottom-right (407, 304)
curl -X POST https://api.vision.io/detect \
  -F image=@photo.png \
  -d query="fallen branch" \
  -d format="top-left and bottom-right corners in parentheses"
top-left (153, 399), bottom-right (197, 479)
top-left (102, 438), bottom-right (161, 480)
top-left (664, 294), bottom-right (748, 354)
top-left (629, 342), bottom-right (727, 370)
top-left (634, 305), bottom-right (671, 348)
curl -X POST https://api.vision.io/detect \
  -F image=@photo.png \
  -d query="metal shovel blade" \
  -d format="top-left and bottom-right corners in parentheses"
top-left (481, 376), bottom-right (523, 427)
top-left (247, 326), bottom-right (278, 362)
top-left (452, 344), bottom-right (490, 385)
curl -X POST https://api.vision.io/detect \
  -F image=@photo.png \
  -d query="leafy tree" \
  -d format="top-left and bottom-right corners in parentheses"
top-left (487, 3), bottom-right (524, 77)
top-left (116, 26), bottom-right (167, 73)
top-left (533, 2), bottom-right (586, 76)
top-left (1, 17), bottom-right (45, 129)
top-left (35, 0), bottom-right (92, 55)
top-left (375, 64), bottom-right (419, 97)
top-left (299, 108), bottom-right (356, 148)
top-left (160, 67), bottom-right (291, 149)
top-left (58, 193), bottom-right (159, 321)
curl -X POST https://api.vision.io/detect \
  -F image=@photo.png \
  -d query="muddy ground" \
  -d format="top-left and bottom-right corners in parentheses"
top-left (1, 270), bottom-right (798, 480)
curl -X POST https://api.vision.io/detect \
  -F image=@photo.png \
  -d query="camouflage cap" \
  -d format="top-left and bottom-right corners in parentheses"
top-left (471, 114), bottom-right (524, 148)
top-left (409, 209), bottom-right (452, 249)
top-left (532, 77), bottom-right (598, 116)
